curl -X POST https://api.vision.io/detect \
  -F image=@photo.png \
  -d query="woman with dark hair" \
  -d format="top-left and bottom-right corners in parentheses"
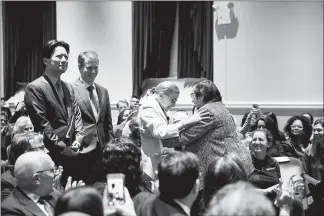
top-left (283, 115), bottom-right (313, 158)
top-left (54, 187), bottom-right (104, 216)
top-left (191, 154), bottom-right (247, 216)
top-left (263, 111), bottom-right (286, 141)
top-left (117, 108), bottom-right (132, 125)
top-left (302, 112), bottom-right (314, 125)
top-left (301, 118), bottom-right (324, 183)
top-left (94, 138), bottom-right (150, 198)
top-left (163, 80), bottom-right (254, 188)
top-left (252, 115), bottom-right (285, 157)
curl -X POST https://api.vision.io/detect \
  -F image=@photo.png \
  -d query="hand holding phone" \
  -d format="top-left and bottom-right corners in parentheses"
top-left (106, 173), bottom-right (125, 206)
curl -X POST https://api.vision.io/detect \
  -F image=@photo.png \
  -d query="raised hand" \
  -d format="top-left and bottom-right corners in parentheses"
top-left (64, 176), bottom-right (85, 191)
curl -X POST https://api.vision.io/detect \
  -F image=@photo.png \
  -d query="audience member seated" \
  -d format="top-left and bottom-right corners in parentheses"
top-left (116, 99), bottom-right (129, 114)
top-left (54, 187), bottom-right (103, 216)
top-left (263, 111), bottom-right (286, 141)
top-left (130, 95), bottom-right (140, 110)
top-left (1, 108), bottom-right (12, 167)
top-left (9, 101), bottom-right (29, 124)
top-left (1, 132), bottom-right (47, 201)
top-left (94, 138), bottom-right (151, 198)
top-left (238, 106), bottom-right (262, 137)
top-left (127, 115), bottom-right (143, 148)
top-left (1, 151), bottom-right (60, 216)
top-left (114, 108), bottom-right (134, 138)
top-left (282, 115), bottom-right (312, 158)
top-left (204, 181), bottom-right (276, 216)
top-left (248, 129), bottom-right (281, 196)
top-left (253, 115), bottom-right (285, 157)
top-left (301, 118), bottom-right (324, 185)
top-left (12, 116), bottom-right (34, 137)
top-left (302, 113), bottom-right (314, 126)
top-left (191, 154), bottom-right (248, 216)
top-left (133, 151), bottom-right (200, 216)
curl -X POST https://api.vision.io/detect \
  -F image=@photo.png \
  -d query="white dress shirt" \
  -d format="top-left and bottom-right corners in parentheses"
top-left (20, 188), bottom-right (50, 216)
top-left (173, 199), bottom-right (191, 216)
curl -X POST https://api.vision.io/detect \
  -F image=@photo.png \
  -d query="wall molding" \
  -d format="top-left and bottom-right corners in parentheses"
top-left (110, 101), bottom-right (323, 117)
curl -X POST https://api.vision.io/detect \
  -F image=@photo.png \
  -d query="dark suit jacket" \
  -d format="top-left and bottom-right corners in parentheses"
top-left (1, 170), bottom-right (16, 202)
top-left (1, 187), bottom-right (60, 216)
top-left (24, 75), bottom-right (84, 161)
top-left (133, 192), bottom-right (188, 216)
top-left (71, 79), bottom-right (114, 153)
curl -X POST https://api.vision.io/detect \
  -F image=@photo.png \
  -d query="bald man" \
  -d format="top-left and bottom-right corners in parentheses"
top-left (1, 151), bottom-right (61, 216)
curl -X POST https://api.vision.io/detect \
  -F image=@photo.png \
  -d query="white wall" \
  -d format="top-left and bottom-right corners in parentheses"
top-left (214, 1), bottom-right (323, 107)
top-left (213, 1), bottom-right (323, 128)
top-left (56, 1), bottom-right (132, 105)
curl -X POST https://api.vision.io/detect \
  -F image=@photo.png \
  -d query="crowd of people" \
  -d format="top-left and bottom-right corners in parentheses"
top-left (1, 39), bottom-right (323, 216)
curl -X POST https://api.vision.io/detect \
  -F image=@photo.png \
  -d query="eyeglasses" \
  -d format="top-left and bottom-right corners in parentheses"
top-left (36, 168), bottom-right (55, 174)
top-left (190, 93), bottom-right (195, 99)
top-left (163, 93), bottom-right (177, 104)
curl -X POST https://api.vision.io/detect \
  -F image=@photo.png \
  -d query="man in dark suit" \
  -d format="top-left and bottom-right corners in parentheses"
top-left (1, 151), bottom-right (60, 216)
top-left (71, 51), bottom-right (114, 184)
top-left (24, 40), bottom-right (84, 184)
top-left (133, 151), bottom-right (200, 216)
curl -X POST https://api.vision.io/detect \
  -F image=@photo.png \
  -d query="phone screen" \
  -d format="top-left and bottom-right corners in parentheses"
top-left (106, 174), bottom-right (125, 206)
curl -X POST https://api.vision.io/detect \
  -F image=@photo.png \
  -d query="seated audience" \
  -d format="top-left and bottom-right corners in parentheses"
top-left (191, 154), bottom-right (248, 216)
top-left (54, 187), bottom-right (103, 216)
top-left (302, 113), bottom-right (314, 126)
top-left (301, 118), bottom-right (324, 184)
top-left (238, 105), bottom-right (262, 137)
top-left (1, 132), bottom-right (47, 201)
top-left (116, 99), bottom-right (129, 114)
top-left (1, 109), bottom-right (12, 166)
top-left (204, 181), bottom-right (276, 216)
top-left (114, 108), bottom-right (135, 138)
top-left (94, 139), bottom-right (151, 198)
top-left (130, 95), bottom-right (140, 110)
top-left (1, 151), bottom-right (60, 216)
top-left (253, 115), bottom-right (285, 157)
top-left (12, 116), bottom-right (34, 136)
top-left (128, 115), bottom-right (143, 148)
top-left (282, 115), bottom-right (312, 158)
top-left (133, 151), bottom-right (200, 216)
top-left (263, 111), bottom-right (286, 141)
top-left (117, 108), bottom-right (132, 125)
top-left (248, 129), bottom-right (281, 194)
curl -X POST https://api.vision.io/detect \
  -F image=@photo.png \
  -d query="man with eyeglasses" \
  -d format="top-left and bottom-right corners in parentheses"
top-left (1, 132), bottom-right (48, 202)
top-left (1, 151), bottom-right (59, 216)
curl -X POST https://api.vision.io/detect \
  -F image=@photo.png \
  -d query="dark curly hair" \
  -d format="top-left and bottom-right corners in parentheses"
top-left (100, 138), bottom-right (142, 197)
top-left (253, 115), bottom-right (280, 141)
top-left (202, 154), bottom-right (247, 208)
top-left (284, 115), bottom-right (312, 145)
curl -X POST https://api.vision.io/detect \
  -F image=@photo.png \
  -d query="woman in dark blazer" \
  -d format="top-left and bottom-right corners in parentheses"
top-left (163, 80), bottom-right (253, 188)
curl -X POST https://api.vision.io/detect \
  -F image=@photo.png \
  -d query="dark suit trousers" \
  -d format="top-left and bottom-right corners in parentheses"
top-left (73, 144), bottom-right (101, 185)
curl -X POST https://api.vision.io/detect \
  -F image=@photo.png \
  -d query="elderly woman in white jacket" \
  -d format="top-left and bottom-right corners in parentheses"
top-left (139, 81), bottom-right (210, 178)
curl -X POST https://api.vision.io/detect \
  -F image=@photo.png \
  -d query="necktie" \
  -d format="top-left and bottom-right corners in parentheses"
top-left (38, 198), bottom-right (54, 216)
top-left (55, 80), bottom-right (64, 100)
top-left (88, 85), bottom-right (99, 113)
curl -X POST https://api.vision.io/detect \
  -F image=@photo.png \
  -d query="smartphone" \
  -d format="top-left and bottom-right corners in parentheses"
top-left (252, 104), bottom-right (259, 109)
top-left (106, 173), bottom-right (125, 206)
